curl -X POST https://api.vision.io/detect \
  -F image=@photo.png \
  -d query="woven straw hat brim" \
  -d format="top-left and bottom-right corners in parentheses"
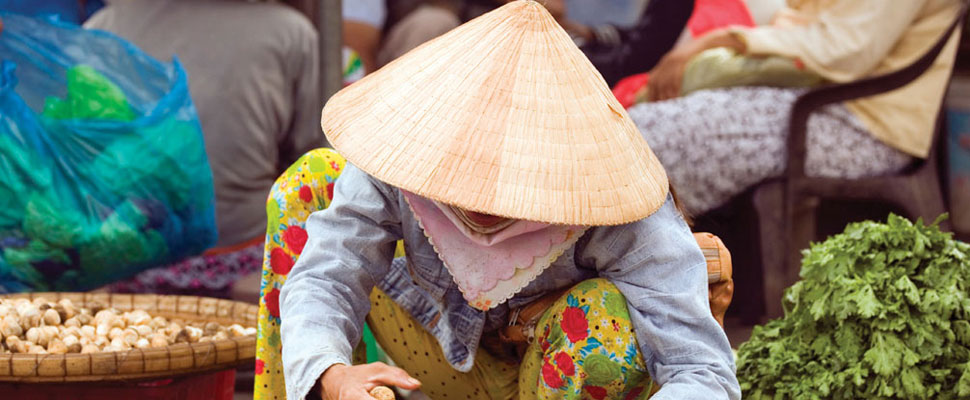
top-left (322, 1), bottom-right (669, 226)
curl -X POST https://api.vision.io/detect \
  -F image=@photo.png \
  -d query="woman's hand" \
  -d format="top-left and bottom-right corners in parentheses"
top-left (647, 47), bottom-right (693, 101)
top-left (647, 29), bottom-right (748, 102)
top-left (319, 362), bottom-right (421, 400)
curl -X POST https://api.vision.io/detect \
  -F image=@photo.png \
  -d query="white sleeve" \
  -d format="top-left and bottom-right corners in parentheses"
top-left (342, 0), bottom-right (387, 28)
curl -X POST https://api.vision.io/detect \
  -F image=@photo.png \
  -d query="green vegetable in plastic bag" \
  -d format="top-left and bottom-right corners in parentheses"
top-left (0, 135), bottom-right (51, 228)
top-left (90, 117), bottom-right (209, 211)
top-left (0, 14), bottom-right (217, 293)
top-left (42, 65), bottom-right (136, 121)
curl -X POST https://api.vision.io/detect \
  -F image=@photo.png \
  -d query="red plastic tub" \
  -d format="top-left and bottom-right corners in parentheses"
top-left (0, 369), bottom-right (236, 400)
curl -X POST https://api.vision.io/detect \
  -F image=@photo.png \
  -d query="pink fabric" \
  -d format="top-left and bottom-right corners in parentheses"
top-left (686, 0), bottom-right (756, 37)
top-left (402, 191), bottom-right (586, 310)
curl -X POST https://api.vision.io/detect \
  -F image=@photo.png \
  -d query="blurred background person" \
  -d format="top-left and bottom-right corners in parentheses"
top-left (342, 0), bottom-right (385, 83)
top-left (628, 0), bottom-right (961, 216)
top-left (85, 0), bottom-right (324, 297)
top-left (378, 0), bottom-right (691, 83)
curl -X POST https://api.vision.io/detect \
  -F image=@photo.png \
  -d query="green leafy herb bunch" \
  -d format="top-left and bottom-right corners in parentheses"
top-left (737, 215), bottom-right (970, 399)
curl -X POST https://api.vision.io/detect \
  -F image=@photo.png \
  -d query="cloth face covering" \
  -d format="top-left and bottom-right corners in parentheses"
top-left (402, 191), bottom-right (587, 310)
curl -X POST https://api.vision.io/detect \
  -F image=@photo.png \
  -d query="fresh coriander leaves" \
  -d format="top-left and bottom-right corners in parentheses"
top-left (737, 215), bottom-right (970, 399)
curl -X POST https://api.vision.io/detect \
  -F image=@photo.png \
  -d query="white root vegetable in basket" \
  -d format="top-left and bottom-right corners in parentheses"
top-left (80, 325), bottom-right (96, 340)
top-left (108, 327), bottom-right (124, 340)
top-left (62, 335), bottom-right (81, 353)
top-left (1, 315), bottom-right (22, 338)
top-left (26, 326), bottom-right (56, 347)
top-left (42, 308), bottom-right (61, 326)
top-left (57, 299), bottom-right (77, 319)
top-left (63, 317), bottom-right (81, 329)
top-left (149, 334), bottom-right (168, 348)
top-left (96, 324), bottom-right (111, 337)
top-left (19, 307), bottom-right (41, 330)
top-left (228, 324), bottom-right (247, 338)
top-left (27, 343), bottom-right (47, 354)
top-left (151, 316), bottom-right (167, 330)
top-left (6, 336), bottom-right (26, 354)
top-left (185, 326), bottom-right (203, 343)
top-left (203, 321), bottom-right (221, 337)
top-left (47, 338), bottom-right (68, 355)
top-left (134, 325), bottom-right (153, 337)
top-left (60, 326), bottom-right (81, 340)
top-left (122, 328), bottom-right (139, 346)
top-left (124, 310), bottom-right (152, 326)
top-left (0, 297), bottom-right (258, 355)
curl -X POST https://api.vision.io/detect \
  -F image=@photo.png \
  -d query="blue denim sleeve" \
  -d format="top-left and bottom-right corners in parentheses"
top-left (578, 195), bottom-right (741, 400)
top-left (279, 164), bottom-right (402, 400)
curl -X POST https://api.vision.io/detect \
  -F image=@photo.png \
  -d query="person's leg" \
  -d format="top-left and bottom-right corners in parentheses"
top-left (627, 86), bottom-right (915, 216)
top-left (628, 87), bottom-right (796, 215)
top-left (519, 278), bottom-right (654, 400)
top-left (802, 105), bottom-right (914, 179)
top-left (365, 288), bottom-right (519, 399)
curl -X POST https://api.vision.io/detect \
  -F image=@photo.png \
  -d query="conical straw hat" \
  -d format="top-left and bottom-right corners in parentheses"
top-left (322, 0), bottom-right (668, 226)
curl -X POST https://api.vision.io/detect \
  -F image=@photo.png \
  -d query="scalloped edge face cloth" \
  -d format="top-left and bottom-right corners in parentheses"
top-left (403, 191), bottom-right (586, 310)
top-left (322, 0), bottom-right (669, 226)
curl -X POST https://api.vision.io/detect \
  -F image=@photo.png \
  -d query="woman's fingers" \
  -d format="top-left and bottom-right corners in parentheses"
top-left (344, 387), bottom-right (381, 400)
top-left (366, 362), bottom-right (422, 390)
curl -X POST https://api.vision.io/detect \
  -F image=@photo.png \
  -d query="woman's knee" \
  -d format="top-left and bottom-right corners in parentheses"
top-left (525, 279), bottom-right (651, 399)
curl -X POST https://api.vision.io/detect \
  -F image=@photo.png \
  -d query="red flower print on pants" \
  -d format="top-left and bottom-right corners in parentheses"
top-left (266, 288), bottom-right (281, 318)
top-left (270, 248), bottom-right (294, 275)
top-left (554, 352), bottom-right (575, 376)
top-left (623, 386), bottom-right (645, 400)
top-left (541, 359), bottom-right (564, 388)
top-left (326, 182), bottom-right (335, 200)
top-left (299, 186), bottom-right (313, 203)
top-left (585, 386), bottom-right (608, 400)
top-left (283, 226), bottom-right (308, 254)
top-left (561, 306), bottom-right (589, 343)
top-left (255, 359), bottom-right (265, 375)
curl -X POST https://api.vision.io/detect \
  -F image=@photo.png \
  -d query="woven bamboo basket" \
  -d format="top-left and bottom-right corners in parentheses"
top-left (0, 292), bottom-right (258, 383)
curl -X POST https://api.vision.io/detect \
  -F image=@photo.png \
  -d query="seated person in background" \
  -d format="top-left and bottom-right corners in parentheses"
top-left (573, 0), bottom-right (694, 86)
top-left (85, 0), bottom-right (324, 297)
top-left (628, 0), bottom-right (961, 216)
top-left (379, 0), bottom-right (463, 66)
top-left (380, 0), bottom-right (691, 82)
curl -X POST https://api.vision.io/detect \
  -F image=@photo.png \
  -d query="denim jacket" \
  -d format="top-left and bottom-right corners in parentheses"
top-left (280, 164), bottom-right (740, 400)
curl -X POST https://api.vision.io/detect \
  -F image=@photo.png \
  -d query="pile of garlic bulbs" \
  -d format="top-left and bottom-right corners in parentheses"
top-left (0, 297), bottom-right (255, 355)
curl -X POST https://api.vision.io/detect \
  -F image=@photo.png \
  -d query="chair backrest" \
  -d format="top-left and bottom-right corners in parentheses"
top-left (786, 1), bottom-right (970, 178)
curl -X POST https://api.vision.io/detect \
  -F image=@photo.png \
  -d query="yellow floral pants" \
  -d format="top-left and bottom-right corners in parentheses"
top-left (369, 278), bottom-right (654, 400)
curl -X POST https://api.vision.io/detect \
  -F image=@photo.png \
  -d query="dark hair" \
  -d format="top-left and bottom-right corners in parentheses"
top-left (669, 184), bottom-right (693, 226)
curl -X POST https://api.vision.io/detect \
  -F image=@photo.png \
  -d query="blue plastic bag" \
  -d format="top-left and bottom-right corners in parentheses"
top-left (0, 13), bottom-right (217, 292)
top-left (0, 0), bottom-right (105, 24)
